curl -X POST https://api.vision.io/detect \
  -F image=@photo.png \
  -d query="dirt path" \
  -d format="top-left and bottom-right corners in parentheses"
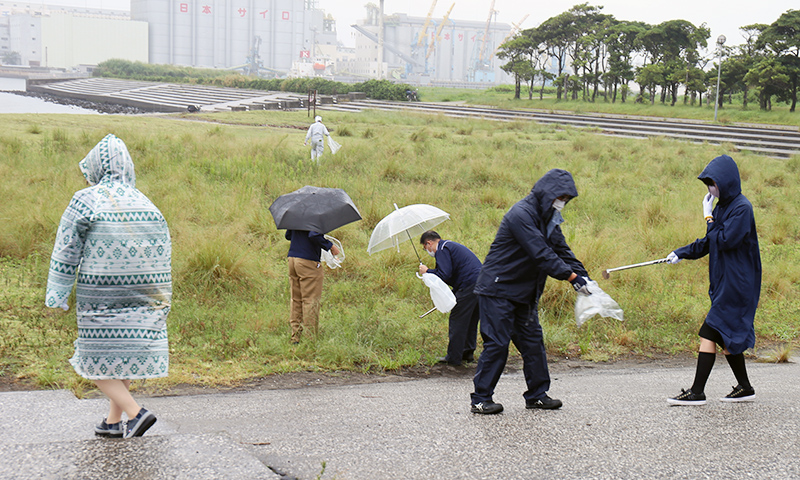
top-left (0, 352), bottom-right (699, 396)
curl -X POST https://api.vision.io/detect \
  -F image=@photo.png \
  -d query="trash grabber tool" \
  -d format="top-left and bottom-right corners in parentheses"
top-left (419, 306), bottom-right (437, 318)
top-left (601, 258), bottom-right (670, 279)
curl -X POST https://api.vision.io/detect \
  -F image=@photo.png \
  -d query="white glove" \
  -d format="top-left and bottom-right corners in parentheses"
top-left (702, 193), bottom-right (714, 219)
top-left (667, 251), bottom-right (682, 264)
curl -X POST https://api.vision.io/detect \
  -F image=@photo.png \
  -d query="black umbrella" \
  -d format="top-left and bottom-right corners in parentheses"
top-left (269, 186), bottom-right (361, 234)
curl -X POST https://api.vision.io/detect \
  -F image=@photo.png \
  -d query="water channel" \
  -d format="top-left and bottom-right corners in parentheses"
top-left (0, 77), bottom-right (100, 114)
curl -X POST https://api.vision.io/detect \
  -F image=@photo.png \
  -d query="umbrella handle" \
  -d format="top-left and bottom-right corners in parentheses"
top-left (405, 229), bottom-right (422, 263)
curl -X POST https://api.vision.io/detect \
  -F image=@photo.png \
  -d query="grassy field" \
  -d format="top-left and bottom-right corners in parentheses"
top-left (419, 86), bottom-right (800, 128)
top-left (1, 107), bottom-right (798, 395)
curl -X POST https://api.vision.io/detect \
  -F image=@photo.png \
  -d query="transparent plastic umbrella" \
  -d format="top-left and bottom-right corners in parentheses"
top-left (367, 203), bottom-right (450, 261)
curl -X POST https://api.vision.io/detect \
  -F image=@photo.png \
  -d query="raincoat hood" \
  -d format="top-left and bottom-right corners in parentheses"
top-left (526, 169), bottom-right (579, 215)
top-left (79, 134), bottom-right (135, 187)
top-left (698, 155), bottom-right (740, 205)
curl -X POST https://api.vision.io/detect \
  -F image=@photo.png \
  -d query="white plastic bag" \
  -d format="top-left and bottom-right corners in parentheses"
top-left (417, 272), bottom-right (456, 313)
top-left (320, 235), bottom-right (345, 269)
top-left (327, 136), bottom-right (341, 155)
top-left (574, 280), bottom-right (624, 327)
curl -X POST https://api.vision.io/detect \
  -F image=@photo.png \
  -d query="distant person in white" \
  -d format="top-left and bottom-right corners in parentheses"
top-left (304, 115), bottom-right (330, 162)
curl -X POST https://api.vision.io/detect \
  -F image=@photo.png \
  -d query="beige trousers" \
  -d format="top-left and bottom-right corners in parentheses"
top-left (288, 257), bottom-right (324, 342)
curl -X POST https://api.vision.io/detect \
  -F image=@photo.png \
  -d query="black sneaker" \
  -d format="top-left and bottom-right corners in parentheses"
top-left (94, 418), bottom-right (123, 438)
top-left (124, 408), bottom-right (157, 438)
top-left (437, 357), bottom-right (462, 367)
top-left (667, 388), bottom-right (707, 405)
top-left (720, 385), bottom-right (755, 402)
top-left (471, 401), bottom-right (504, 415)
top-left (526, 395), bottom-right (562, 410)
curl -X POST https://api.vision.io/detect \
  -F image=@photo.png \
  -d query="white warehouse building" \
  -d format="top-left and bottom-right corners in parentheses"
top-left (0, 3), bottom-right (147, 69)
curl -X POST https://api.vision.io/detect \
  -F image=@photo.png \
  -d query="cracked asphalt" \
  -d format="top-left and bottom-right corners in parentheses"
top-left (2, 359), bottom-right (798, 479)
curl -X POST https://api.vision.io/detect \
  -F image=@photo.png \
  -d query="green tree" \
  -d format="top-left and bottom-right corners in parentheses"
top-left (744, 57), bottom-right (791, 110)
top-left (734, 24), bottom-right (770, 108)
top-left (1, 51), bottom-right (22, 65)
top-left (638, 19), bottom-right (709, 105)
top-left (497, 35), bottom-right (533, 100)
top-left (536, 11), bottom-right (580, 100)
top-left (604, 20), bottom-right (648, 103)
top-left (758, 10), bottom-right (800, 112)
top-left (636, 64), bottom-right (665, 104)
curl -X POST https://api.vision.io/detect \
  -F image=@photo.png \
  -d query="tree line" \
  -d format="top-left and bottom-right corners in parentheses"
top-left (93, 59), bottom-right (415, 101)
top-left (496, 4), bottom-right (800, 112)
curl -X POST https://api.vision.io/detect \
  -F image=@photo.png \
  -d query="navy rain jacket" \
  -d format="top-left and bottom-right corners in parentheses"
top-left (286, 230), bottom-right (333, 262)
top-left (427, 240), bottom-right (483, 293)
top-left (474, 169), bottom-right (588, 304)
top-left (674, 155), bottom-right (761, 355)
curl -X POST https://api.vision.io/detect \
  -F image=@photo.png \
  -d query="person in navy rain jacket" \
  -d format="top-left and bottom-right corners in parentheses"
top-left (470, 169), bottom-right (590, 415)
top-left (666, 155), bottom-right (761, 405)
top-left (418, 231), bottom-right (483, 366)
top-left (286, 230), bottom-right (340, 344)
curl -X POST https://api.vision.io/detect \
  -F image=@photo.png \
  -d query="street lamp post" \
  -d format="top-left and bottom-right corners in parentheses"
top-left (713, 35), bottom-right (726, 122)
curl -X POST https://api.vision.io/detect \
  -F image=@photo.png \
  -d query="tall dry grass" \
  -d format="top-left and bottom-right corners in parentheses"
top-left (1, 108), bottom-right (798, 390)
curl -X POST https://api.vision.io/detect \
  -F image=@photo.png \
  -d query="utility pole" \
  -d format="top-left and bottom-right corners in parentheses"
top-left (713, 35), bottom-right (726, 123)
top-left (378, 0), bottom-right (385, 79)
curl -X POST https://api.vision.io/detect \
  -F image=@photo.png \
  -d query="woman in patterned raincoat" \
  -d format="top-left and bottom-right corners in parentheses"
top-left (46, 134), bottom-right (171, 438)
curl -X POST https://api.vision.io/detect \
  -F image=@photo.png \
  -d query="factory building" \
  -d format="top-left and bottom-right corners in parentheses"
top-left (0, 3), bottom-right (147, 69)
top-left (1, 1), bottom-right (514, 84)
top-left (130, 0), bottom-right (337, 76)
top-left (129, 1), bottom-right (512, 83)
top-left (346, 9), bottom-right (512, 84)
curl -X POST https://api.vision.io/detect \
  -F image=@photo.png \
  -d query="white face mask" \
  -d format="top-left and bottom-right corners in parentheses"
top-left (708, 185), bottom-right (720, 198)
top-left (427, 249), bottom-right (436, 257)
top-left (553, 199), bottom-right (566, 212)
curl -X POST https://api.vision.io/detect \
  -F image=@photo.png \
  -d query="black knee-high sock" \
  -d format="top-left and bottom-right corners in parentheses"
top-left (725, 353), bottom-right (751, 389)
top-left (691, 352), bottom-right (716, 394)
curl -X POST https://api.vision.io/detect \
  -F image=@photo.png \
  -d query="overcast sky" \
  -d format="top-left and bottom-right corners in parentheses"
top-left (33, 0), bottom-right (797, 51)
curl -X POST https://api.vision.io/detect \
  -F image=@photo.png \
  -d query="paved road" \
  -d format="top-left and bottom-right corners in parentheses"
top-left (1, 359), bottom-right (798, 479)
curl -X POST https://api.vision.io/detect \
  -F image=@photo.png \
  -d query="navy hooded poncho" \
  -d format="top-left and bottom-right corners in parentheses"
top-left (674, 155), bottom-right (761, 355)
top-left (474, 169), bottom-right (588, 305)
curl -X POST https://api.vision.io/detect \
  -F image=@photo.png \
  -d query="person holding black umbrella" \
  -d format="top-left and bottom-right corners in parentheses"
top-left (286, 230), bottom-right (340, 343)
top-left (268, 186), bottom-right (361, 344)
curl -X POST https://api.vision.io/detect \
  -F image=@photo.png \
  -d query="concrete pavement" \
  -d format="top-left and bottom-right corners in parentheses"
top-left (1, 359), bottom-right (798, 479)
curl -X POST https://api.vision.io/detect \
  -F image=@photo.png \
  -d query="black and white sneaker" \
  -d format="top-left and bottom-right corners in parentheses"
top-left (471, 401), bottom-right (504, 415)
top-left (526, 395), bottom-right (563, 410)
top-left (667, 388), bottom-right (707, 405)
top-left (124, 408), bottom-right (157, 438)
top-left (720, 385), bottom-right (755, 402)
top-left (94, 418), bottom-right (123, 438)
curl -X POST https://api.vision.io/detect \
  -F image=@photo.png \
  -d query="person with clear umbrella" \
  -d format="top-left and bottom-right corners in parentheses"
top-left (470, 169), bottom-right (591, 415)
top-left (418, 230), bottom-right (482, 366)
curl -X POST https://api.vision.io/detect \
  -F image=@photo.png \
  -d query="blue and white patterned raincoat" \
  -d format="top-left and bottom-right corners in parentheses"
top-left (46, 134), bottom-right (172, 380)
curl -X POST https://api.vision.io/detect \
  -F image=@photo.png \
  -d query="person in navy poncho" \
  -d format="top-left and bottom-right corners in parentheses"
top-left (418, 231), bottom-right (483, 366)
top-left (286, 230), bottom-right (340, 343)
top-left (470, 169), bottom-right (591, 415)
top-left (666, 155), bottom-right (761, 405)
